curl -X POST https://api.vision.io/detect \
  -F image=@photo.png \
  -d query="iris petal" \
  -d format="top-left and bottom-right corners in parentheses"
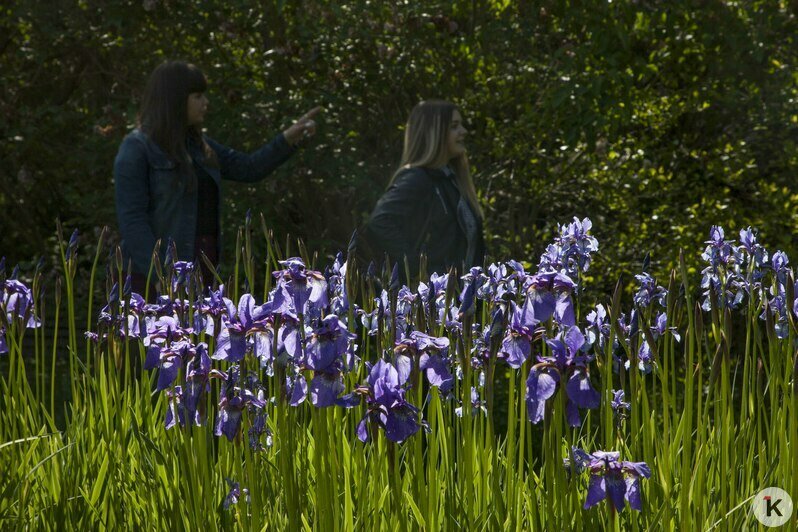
top-left (625, 477), bottom-right (643, 511)
top-left (310, 373), bottom-right (344, 408)
top-left (526, 367), bottom-right (559, 402)
top-left (565, 370), bottom-right (600, 409)
top-left (584, 474), bottom-right (606, 509)
top-left (383, 405), bottom-right (420, 443)
top-left (501, 334), bottom-right (530, 369)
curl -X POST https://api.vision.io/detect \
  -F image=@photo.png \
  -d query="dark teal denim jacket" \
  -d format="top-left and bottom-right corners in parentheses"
top-left (113, 129), bottom-right (295, 275)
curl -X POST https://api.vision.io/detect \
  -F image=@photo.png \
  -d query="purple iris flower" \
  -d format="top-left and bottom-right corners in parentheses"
top-left (164, 386), bottom-right (185, 429)
top-left (142, 295), bottom-right (189, 326)
top-left (633, 273), bottom-right (667, 308)
top-left (3, 279), bottom-right (40, 329)
top-left (461, 266), bottom-right (490, 301)
top-left (499, 260), bottom-right (529, 299)
top-left (651, 312), bottom-right (680, 343)
top-left (308, 371), bottom-right (346, 408)
top-left (552, 273), bottom-right (577, 326)
top-left (470, 306), bottom-right (505, 369)
top-left (144, 316), bottom-right (192, 350)
top-left (273, 257), bottom-right (328, 318)
top-left (0, 329), bottom-right (7, 355)
top-left (610, 389), bottom-right (630, 425)
top-left (99, 284), bottom-right (146, 339)
top-left (526, 272), bottom-right (576, 327)
top-left (269, 282), bottom-right (301, 319)
top-left (585, 304), bottom-right (610, 351)
top-left (305, 315), bottom-right (356, 407)
top-left (418, 273), bottom-right (448, 326)
top-left (537, 218), bottom-right (598, 282)
top-left (771, 250), bottom-right (790, 285)
top-left (526, 326), bottom-right (600, 426)
top-left (498, 301), bottom-right (539, 369)
top-left (275, 313), bottom-right (303, 365)
top-left (477, 262), bottom-right (511, 301)
top-left (418, 273), bottom-right (448, 304)
top-left (193, 284), bottom-right (235, 336)
top-left (223, 479), bottom-right (249, 509)
top-left (700, 226), bottom-right (746, 311)
top-left (477, 263), bottom-right (503, 300)
top-left (526, 272), bottom-right (558, 323)
top-left (701, 270), bottom-right (745, 312)
top-left (701, 226), bottom-right (739, 267)
top-left (563, 446), bottom-right (594, 475)
top-left (151, 339), bottom-right (199, 390)
top-left (357, 307), bottom-right (380, 337)
top-left (455, 386), bottom-right (487, 417)
top-left (416, 282), bottom-right (431, 304)
top-left (739, 227), bottom-right (768, 271)
top-left (538, 243), bottom-right (565, 272)
top-left (458, 277), bottom-right (477, 319)
top-left (557, 217), bottom-right (599, 274)
top-left (763, 290), bottom-right (790, 339)
top-left (580, 450), bottom-right (651, 512)
top-left (142, 316), bottom-right (195, 390)
top-left (396, 286), bottom-right (417, 330)
top-left (213, 293), bottom-right (272, 363)
top-left (442, 302), bottom-right (464, 334)
top-left (283, 371), bottom-right (307, 406)
top-left (757, 251), bottom-right (793, 338)
top-left (627, 340), bottom-right (656, 374)
top-left (170, 260), bottom-right (194, 294)
top-left (326, 252), bottom-right (350, 316)
top-left (183, 343), bottom-right (211, 425)
top-left (617, 309), bottom-right (638, 341)
top-left (356, 360), bottom-right (421, 443)
top-left (213, 367), bottom-right (267, 441)
top-left (395, 331), bottom-right (452, 393)
top-left (248, 410), bottom-right (273, 451)
top-left (358, 289), bottom-right (394, 336)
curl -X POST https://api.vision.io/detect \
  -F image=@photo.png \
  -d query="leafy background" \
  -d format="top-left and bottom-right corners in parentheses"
top-left (2, 0), bottom-right (797, 298)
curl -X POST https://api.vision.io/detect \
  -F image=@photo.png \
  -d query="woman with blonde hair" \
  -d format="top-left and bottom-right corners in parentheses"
top-left (358, 100), bottom-right (485, 280)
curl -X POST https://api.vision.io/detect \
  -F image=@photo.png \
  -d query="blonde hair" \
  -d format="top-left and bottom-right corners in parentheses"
top-left (391, 100), bottom-right (483, 219)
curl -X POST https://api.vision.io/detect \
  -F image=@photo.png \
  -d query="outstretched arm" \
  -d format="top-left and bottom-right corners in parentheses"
top-left (210, 107), bottom-right (322, 183)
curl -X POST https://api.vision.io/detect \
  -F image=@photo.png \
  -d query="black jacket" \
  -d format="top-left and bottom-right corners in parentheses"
top-left (360, 166), bottom-right (485, 279)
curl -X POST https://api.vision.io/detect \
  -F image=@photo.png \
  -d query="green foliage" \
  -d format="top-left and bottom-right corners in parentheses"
top-left (1, 0), bottom-right (797, 296)
top-left (2, 220), bottom-right (798, 529)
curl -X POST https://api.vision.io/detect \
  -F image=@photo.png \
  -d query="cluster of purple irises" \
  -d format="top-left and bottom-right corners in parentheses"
top-left (701, 226), bottom-right (795, 337)
top-left (95, 217), bottom-right (614, 447)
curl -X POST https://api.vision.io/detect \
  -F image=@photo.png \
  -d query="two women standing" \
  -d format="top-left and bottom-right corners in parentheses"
top-left (114, 61), bottom-right (483, 292)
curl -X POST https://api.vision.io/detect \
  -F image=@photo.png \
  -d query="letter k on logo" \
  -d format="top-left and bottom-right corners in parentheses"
top-left (764, 496), bottom-right (782, 517)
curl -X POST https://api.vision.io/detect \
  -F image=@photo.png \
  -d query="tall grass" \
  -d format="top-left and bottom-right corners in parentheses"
top-left (0, 221), bottom-right (795, 530)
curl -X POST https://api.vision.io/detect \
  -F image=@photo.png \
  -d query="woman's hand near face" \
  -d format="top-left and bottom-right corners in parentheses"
top-left (283, 106), bottom-right (323, 146)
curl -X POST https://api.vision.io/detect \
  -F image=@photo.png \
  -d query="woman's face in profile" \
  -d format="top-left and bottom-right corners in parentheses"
top-left (445, 110), bottom-right (467, 160)
top-left (187, 92), bottom-right (209, 126)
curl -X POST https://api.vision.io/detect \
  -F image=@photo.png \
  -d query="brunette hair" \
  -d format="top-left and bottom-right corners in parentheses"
top-left (137, 60), bottom-right (216, 180)
top-left (393, 100), bottom-right (483, 219)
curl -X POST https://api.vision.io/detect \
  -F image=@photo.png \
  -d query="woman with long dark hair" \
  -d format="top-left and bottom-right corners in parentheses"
top-left (358, 100), bottom-right (485, 281)
top-left (114, 60), bottom-right (319, 293)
